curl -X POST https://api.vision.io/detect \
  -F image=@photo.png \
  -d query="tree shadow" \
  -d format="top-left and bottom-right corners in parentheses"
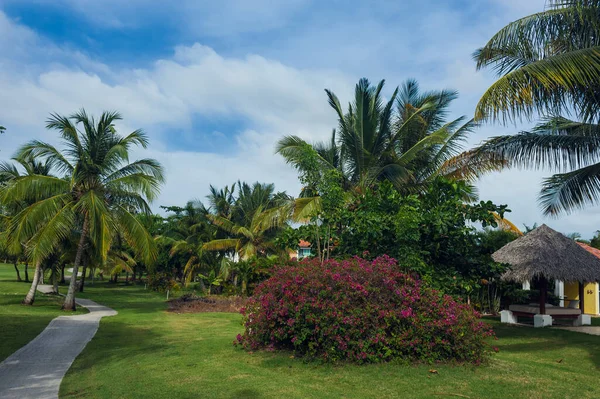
top-left (229, 389), bottom-right (262, 399)
top-left (491, 319), bottom-right (600, 370)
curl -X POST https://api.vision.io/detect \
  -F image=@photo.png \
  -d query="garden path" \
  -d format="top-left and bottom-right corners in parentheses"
top-left (0, 286), bottom-right (116, 399)
top-left (556, 326), bottom-right (600, 336)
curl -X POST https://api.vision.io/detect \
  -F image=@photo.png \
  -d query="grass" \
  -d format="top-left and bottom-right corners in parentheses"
top-left (59, 282), bottom-right (600, 398)
top-left (2, 263), bottom-right (600, 398)
top-left (0, 263), bottom-right (87, 362)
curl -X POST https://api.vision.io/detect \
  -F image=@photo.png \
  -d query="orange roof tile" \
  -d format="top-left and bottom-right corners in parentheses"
top-left (577, 242), bottom-right (600, 259)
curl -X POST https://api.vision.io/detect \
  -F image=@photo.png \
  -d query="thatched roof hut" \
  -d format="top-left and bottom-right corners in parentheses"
top-left (493, 224), bottom-right (600, 283)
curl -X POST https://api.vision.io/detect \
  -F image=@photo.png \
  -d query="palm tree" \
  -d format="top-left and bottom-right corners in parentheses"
top-left (473, 2), bottom-right (600, 215)
top-left (202, 206), bottom-right (283, 260)
top-left (277, 78), bottom-right (501, 195)
top-left (207, 184), bottom-right (236, 219)
top-left (473, 0), bottom-right (600, 124)
top-left (0, 155), bottom-right (52, 297)
top-left (203, 182), bottom-right (290, 260)
top-left (155, 201), bottom-right (218, 285)
top-left (1, 110), bottom-right (164, 310)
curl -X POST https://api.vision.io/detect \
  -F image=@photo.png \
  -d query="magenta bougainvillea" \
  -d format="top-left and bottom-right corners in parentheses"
top-left (235, 256), bottom-right (495, 364)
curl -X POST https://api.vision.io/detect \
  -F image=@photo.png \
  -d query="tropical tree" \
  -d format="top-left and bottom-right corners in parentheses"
top-left (473, 0), bottom-right (600, 124)
top-left (0, 154), bottom-right (52, 291)
top-left (155, 201), bottom-right (218, 285)
top-left (473, 1), bottom-right (600, 215)
top-left (277, 78), bottom-right (502, 196)
top-left (202, 206), bottom-right (283, 260)
top-left (1, 110), bottom-right (164, 309)
top-left (203, 182), bottom-right (290, 260)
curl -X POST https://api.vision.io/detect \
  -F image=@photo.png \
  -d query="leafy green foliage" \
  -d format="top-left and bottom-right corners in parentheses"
top-left (0, 110), bottom-right (164, 309)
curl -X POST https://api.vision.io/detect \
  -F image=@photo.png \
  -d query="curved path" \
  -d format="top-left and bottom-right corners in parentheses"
top-left (0, 286), bottom-right (117, 399)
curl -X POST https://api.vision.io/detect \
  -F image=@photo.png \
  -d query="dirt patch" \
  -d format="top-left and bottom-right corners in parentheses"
top-left (168, 294), bottom-right (247, 314)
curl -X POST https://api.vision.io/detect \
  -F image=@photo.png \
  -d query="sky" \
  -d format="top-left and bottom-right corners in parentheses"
top-left (1, 0), bottom-right (598, 238)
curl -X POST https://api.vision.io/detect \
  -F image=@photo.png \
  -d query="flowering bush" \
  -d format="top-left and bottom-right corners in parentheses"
top-left (236, 256), bottom-right (495, 364)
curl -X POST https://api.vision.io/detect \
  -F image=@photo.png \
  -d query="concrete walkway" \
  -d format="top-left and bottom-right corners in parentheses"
top-left (556, 326), bottom-right (600, 336)
top-left (0, 286), bottom-right (117, 399)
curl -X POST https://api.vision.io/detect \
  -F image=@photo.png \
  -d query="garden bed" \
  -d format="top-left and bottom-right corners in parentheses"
top-left (167, 294), bottom-right (247, 313)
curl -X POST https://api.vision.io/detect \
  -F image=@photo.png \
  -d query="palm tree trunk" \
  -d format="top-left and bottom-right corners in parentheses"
top-left (13, 262), bottom-right (22, 282)
top-left (79, 259), bottom-right (88, 293)
top-left (22, 262), bottom-right (42, 305)
top-left (63, 217), bottom-right (89, 311)
top-left (131, 266), bottom-right (137, 283)
top-left (24, 262), bottom-right (29, 282)
top-left (53, 270), bottom-right (59, 294)
top-left (60, 264), bottom-right (66, 283)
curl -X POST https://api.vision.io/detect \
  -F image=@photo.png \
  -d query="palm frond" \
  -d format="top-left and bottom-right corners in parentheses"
top-left (539, 161), bottom-right (600, 215)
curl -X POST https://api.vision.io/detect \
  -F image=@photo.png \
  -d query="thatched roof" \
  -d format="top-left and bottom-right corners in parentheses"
top-left (493, 224), bottom-right (600, 283)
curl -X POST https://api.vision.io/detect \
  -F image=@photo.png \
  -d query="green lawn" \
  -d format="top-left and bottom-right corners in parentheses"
top-left (0, 263), bottom-right (87, 362)
top-left (59, 283), bottom-right (600, 398)
top-left (2, 263), bottom-right (600, 398)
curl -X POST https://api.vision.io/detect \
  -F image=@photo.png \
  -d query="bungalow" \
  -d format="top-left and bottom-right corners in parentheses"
top-left (289, 240), bottom-right (312, 260)
top-left (558, 243), bottom-right (600, 316)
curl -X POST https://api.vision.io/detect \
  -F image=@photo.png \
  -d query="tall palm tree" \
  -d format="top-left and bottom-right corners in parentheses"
top-left (1, 110), bottom-right (164, 310)
top-left (473, 1), bottom-right (600, 215)
top-left (277, 78), bottom-right (500, 195)
top-left (0, 155), bottom-right (52, 300)
top-left (473, 0), bottom-right (600, 124)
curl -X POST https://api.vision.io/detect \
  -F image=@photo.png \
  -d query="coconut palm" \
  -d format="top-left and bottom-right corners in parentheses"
top-left (202, 206), bottom-right (283, 260)
top-left (473, 0), bottom-right (600, 124)
top-left (207, 184), bottom-right (236, 219)
top-left (155, 201), bottom-right (218, 285)
top-left (277, 78), bottom-right (501, 195)
top-left (473, 1), bottom-right (600, 215)
top-left (1, 110), bottom-right (164, 310)
top-left (0, 155), bottom-right (53, 299)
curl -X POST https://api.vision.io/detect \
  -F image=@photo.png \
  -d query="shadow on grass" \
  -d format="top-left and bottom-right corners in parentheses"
top-left (65, 317), bottom-right (169, 374)
top-left (229, 389), bottom-right (262, 399)
top-left (488, 318), bottom-right (600, 370)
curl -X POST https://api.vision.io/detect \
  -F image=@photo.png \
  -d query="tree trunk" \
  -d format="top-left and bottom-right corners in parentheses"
top-left (61, 264), bottom-right (66, 283)
top-left (62, 217), bottom-right (89, 311)
top-left (79, 259), bottom-right (88, 293)
top-left (131, 266), bottom-right (137, 283)
top-left (125, 272), bottom-right (129, 283)
top-left (13, 262), bottom-right (22, 282)
top-left (53, 272), bottom-right (59, 294)
top-left (22, 262), bottom-right (42, 305)
top-left (24, 262), bottom-right (29, 282)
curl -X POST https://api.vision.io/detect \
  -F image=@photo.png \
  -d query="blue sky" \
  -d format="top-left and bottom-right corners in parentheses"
top-left (2, 0), bottom-right (599, 237)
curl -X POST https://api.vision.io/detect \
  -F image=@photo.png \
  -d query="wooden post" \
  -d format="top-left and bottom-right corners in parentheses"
top-left (579, 282), bottom-right (585, 313)
top-left (540, 277), bottom-right (547, 315)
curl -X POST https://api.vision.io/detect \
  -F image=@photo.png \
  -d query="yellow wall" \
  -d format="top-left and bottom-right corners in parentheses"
top-left (564, 282), bottom-right (599, 315)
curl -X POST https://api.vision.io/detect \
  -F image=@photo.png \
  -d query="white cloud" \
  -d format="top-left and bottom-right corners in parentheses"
top-left (0, 11), bottom-right (352, 213)
top-left (1, 2), bottom-right (599, 238)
